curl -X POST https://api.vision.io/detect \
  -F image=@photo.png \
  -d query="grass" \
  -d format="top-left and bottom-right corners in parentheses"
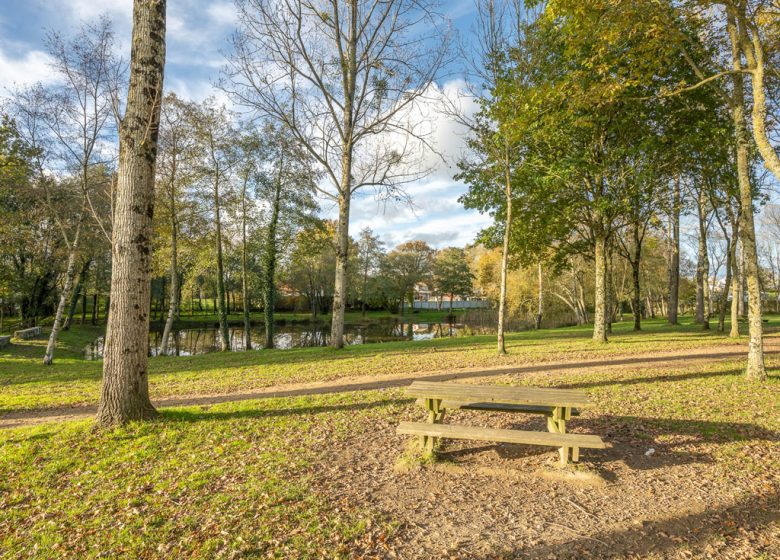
top-left (0, 392), bottom-right (401, 558)
top-left (1, 316), bottom-right (778, 414)
top-left (0, 331), bottom-right (777, 558)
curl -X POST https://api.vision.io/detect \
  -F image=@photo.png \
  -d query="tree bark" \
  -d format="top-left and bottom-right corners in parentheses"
top-left (729, 11), bottom-right (765, 381)
top-left (593, 233), bottom-right (608, 343)
top-left (160, 188), bottom-right (178, 354)
top-left (240, 175), bottom-right (252, 351)
top-left (43, 217), bottom-right (83, 365)
top-left (497, 143), bottom-right (512, 354)
top-left (214, 173), bottom-right (230, 351)
top-left (668, 176), bottom-right (680, 324)
top-left (535, 261), bottom-right (543, 330)
top-left (262, 167), bottom-right (283, 350)
top-left (331, 188), bottom-right (351, 349)
top-left (63, 258), bottom-right (91, 331)
top-left (695, 187), bottom-right (710, 330)
top-left (96, 0), bottom-right (166, 427)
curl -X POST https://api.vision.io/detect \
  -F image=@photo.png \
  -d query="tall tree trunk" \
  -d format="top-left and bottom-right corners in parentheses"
top-left (535, 261), bottom-right (543, 330)
top-left (263, 170), bottom-right (282, 350)
top-left (214, 176), bottom-right (230, 351)
top-left (631, 220), bottom-right (642, 331)
top-left (43, 217), bottom-right (83, 365)
top-left (241, 191), bottom-right (252, 352)
top-left (96, 0), bottom-right (166, 427)
top-left (718, 235), bottom-right (733, 333)
top-left (497, 143), bottom-right (512, 354)
top-left (63, 258), bottom-right (91, 331)
top-left (696, 188), bottom-right (710, 330)
top-left (606, 248), bottom-right (614, 335)
top-left (160, 195), bottom-right (178, 354)
top-left (80, 292), bottom-right (87, 325)
top-left (668, 176), bottom-right (680, 324)
top-left (331, 187), bottom-right (351, 349)
top-left (331, 3), bottom-right (357, 349)
top-left (729, 12), bottom-right (765, 381)
top-left (593, 233), bottom-right (608, 343)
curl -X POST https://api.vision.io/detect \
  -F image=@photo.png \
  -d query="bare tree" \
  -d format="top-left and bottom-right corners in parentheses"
top-left (157, 93), bottom-right (198, 354)
top-left (11, 19), bottom-right (121, 365)
top-left (225, 0), bottom-right (448, 348)
top-left (96, 0), bottom-right (166, 427)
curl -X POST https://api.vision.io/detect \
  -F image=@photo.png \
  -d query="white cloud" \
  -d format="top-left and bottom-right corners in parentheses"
top-left (0, 47), bottom-right (57, 92)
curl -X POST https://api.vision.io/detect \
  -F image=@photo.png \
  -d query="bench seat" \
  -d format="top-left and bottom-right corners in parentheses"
top-left (14, 327), bottom-right (42, 340)
top-left (397, 421), bottom-right (606, 449)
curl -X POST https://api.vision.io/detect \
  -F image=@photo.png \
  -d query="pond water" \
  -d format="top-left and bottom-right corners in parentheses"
top-left (84, 321), bottom-right (471, 359)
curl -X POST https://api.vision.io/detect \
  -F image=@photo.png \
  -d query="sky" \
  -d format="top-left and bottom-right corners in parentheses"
top-left (0, 0), bottom-right (492, 250)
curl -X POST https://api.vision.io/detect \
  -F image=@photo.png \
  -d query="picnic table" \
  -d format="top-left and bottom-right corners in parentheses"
top-left (396, 380), bottom-right (606, 466)
top-left (13, 326), bottom-right (41, 340)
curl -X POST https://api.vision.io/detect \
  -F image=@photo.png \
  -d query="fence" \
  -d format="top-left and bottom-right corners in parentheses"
top-left (412, 300), bottom-right (489, 310)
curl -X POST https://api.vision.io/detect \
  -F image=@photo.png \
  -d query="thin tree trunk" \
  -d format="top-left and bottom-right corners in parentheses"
top-left (160, 192), bottom-right (178, 354)
top-left (80, 292), bottom-right (87, 325)
top-left (214, 175), bottom-right (230, 351)
top-left (331, 178), bottom-right (352, 348)
top-left (240, 172), bottom-right (252, 351)
top-left (535, 261), bottom-right (543, 330)
top-left (719, 236), bottom-right (733, 333)
top-left (729, 11), bottom-right (765, 381)
top-left (43, 217), bottom-right (83, 365)
top-left (696, 187), bottom-right (710, 330)
top-left (593, 233), bottom-right (608, 343)
top-left (263, 168), bottom-right (282, 350)
top-left (497, 143), bottom-right (512, 354)
top-left (64, 258), bottom-right (91, 331)
top-left (96, 0), bottom-right (165, 427)
top-left (668, 176), bottom-right (680, 324)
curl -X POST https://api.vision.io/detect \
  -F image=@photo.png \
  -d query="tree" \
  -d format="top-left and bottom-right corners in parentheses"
top-left (10, 19), bottom-right (122, 364)
top-left (226, 0), bottom-right (448, 348)
top-left (383, 240), bottom-right (435, 315)
top-left (668, 0), bottom-right (772, 380)
top-left (190, 100), bottom-right (238, 351)
top-left (355, 228), bottom-right (384, 316)
top-left (157, 93), bottom-right (199, 354)
top-left (252, 123), bottom-right (317, 349)
top-left (433, 247), bottom-right (474, 311)
top-left (96, 0), bottom-right (166, 428)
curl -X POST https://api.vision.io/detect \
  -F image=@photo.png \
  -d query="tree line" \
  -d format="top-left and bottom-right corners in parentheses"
top-left (457, 0), bottom-right (779, 382)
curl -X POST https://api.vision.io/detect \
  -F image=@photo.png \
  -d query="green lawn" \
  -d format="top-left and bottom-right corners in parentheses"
top-left (0, 323), bottom-right (777, 558)
top-left (1, 317), bottom-right (777, 414)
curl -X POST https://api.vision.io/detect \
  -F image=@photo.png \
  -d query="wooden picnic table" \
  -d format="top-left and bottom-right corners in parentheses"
top-left (397, 380), bottom-right (606, 466)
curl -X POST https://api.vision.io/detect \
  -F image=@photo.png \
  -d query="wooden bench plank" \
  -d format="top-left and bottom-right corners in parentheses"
top-left (13, 327), bottom-right (42, 340)
top-left (439, 400), bottom-right (581, 416)
top-left (396, 421), bottom-right (606, 449)
top-left (406, 381), bottom-right (591, 408)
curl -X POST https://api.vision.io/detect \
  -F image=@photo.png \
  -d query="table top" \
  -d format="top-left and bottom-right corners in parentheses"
top-left (405, 380), bottom-right (592, 408)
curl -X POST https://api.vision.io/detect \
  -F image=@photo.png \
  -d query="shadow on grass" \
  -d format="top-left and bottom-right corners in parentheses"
top-left (490, 490), bottom-right (780, 559)
top-left (159, 397), bottom-right (401, 423)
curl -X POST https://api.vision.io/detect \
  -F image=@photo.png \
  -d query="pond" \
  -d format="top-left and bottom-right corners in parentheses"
top-left (84, 320), bottom-right (472, 359)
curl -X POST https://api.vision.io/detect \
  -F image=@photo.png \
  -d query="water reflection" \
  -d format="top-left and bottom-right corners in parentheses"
top-left (84, 321), bottom-right (470, 359)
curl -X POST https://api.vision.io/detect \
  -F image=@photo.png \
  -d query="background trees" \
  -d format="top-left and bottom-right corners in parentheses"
top-left (226, 0), bottom-right (449, 349)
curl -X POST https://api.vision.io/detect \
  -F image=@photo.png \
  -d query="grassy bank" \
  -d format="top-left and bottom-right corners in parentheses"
top-left (1, 334), bottom-right (777, 558)
top-left (1, 317), bottom-right (778, 414)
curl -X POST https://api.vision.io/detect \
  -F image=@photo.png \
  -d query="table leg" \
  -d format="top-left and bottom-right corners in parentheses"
top-left (422, 398), bottom-right (444, 452)
top-left (549, 406), bottom-right (572, 466)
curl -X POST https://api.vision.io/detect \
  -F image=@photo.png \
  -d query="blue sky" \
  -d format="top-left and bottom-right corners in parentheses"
top-left (0, 0), bottom-right (491, 249)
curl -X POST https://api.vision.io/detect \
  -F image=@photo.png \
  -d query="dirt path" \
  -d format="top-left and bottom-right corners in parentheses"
top-left (2, 339), bottom-right (774, 430)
